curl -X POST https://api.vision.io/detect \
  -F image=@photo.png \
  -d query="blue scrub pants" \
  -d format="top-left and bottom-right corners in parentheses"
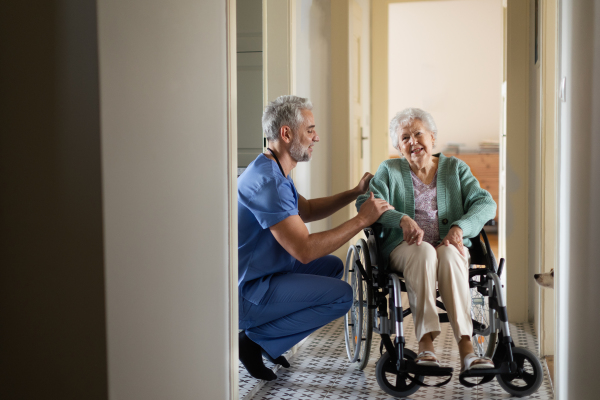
top-left (239, 255), bottom-right (352, 358)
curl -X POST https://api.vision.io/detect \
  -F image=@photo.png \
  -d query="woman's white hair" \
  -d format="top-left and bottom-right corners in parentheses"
top-left (262, 95), bottom-right (313, 142)
top-left (389, 108), bottom-right (438, 150)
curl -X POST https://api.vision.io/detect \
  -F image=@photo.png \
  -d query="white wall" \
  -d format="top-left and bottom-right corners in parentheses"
top-left (294, 0), bottom-right (333, 233)
top-left (97, 1), bottom-right (231, 399)
top-left (557, 1), bottom-right (600, 398)
top-left (295, 0), bottom-right (370, 233)
top-left (388, 0), bottom-right (503, 154)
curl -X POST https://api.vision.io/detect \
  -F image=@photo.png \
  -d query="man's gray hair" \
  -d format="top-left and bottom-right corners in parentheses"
top-left (262, 95), bottom-right (313, 142)
top-left (389, 108), bottom-right (438, 150)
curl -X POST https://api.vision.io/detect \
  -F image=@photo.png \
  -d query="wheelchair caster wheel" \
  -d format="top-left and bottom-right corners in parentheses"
top-left (375, 349), bottom-right (423, 398)
top-left (496, 347), bottom-right (544, 397)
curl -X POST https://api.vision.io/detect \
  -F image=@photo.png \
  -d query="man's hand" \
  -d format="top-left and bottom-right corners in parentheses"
top-left (355, 172), bottom-right (374, 194)
top-left (357, 192), bottom-right (394, 227)
top-left (271, 193), bottom-right (392, 264)
top-left (400, 215), bottom-right (424, 245)
top-left (438, 225), bottom-right (467, 256)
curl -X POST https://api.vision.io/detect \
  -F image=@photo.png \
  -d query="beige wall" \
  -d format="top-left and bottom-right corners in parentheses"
top-left (329, 0), bottom-right (371, 259)
top-left (540, 0), bottom-right (557, 357)
top-left (98, 0), bottom-right (233, 398)
top-left (528, 0), bottom-right (542, 327)
top-left (371, 0), bottom-right (447, 172)
top-left (528, 0), bottom-right (558, 355)
top-left (388, 0), bottom-right (503, 154)
top-left (504, 0), bottom-right (530, 323)
top-left (294, 0), bottom-right (333, 233)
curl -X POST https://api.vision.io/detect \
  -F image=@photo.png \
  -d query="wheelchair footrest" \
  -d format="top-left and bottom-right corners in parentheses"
top-left (458, 361), bottom-right (514, 379)
top-left (404, 361), bottom-right (453, 377)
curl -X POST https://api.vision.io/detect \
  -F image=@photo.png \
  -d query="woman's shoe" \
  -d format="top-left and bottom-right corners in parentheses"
top-left (462, 353), bottom-right (494, 372)
top-left (415, 351), bottom-right (440, 367)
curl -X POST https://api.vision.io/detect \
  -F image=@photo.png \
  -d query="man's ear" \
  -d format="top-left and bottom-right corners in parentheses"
top-left (279, 125), bottom-right (293, 144)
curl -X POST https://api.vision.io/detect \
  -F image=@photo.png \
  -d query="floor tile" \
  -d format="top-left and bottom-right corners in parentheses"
top-left (240, 317), bottom-right (554, 399)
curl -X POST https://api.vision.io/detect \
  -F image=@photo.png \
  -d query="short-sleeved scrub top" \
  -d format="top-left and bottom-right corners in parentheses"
top-left (238, 153), bottom-right (299, 305)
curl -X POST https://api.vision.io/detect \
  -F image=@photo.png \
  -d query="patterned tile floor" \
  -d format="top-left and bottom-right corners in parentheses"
top-left (239, 316), bottom-right (554, 399)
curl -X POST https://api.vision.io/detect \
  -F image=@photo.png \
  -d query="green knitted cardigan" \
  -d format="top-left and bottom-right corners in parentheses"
top-left (355, 153), bottom-right (496, 268)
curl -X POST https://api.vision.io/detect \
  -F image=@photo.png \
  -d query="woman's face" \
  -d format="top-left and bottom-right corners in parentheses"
top-left (398, 119), bottom-right (435, 167)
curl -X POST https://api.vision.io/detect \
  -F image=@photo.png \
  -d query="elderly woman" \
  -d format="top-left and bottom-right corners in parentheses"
top-left (356, 108), bottom-right (497, 372)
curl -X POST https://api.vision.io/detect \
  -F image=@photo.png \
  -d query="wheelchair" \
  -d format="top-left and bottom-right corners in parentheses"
top-left (343, 224), bottom-right (543, 398)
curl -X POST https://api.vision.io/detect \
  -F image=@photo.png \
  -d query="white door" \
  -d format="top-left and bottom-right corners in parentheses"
top-left (349, 0), bottom-right (366, 219)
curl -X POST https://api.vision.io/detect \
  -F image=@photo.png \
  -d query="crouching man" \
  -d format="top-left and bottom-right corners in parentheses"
top-left (238, 95), bottom-right (393, 380)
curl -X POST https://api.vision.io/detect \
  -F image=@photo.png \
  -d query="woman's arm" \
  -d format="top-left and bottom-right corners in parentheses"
top-left (452, 161), bottom-right (497, 238)
top-left (356, 162), bottom-right (407, 228)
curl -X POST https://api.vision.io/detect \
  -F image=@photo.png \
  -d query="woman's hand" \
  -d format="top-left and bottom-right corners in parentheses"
top-left (400, 215), bottom-right (424, 245)
top-left (438, 225), bottom-right (467, 256)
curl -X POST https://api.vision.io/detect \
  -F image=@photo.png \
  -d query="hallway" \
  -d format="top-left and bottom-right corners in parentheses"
top-left (240, 316), bottom-right (553, 399)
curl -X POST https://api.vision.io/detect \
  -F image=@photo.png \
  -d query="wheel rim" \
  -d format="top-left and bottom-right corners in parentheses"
top-left (377, 350), bottom-right (422, 395)
top-left (356, 240), bottom-right (372, 367)
top-left (343, 245), bottom-right (363, 363)
top-left (500, 351), bottom-right (540, 391)
top-left (470, 269), bottom-right (492, 357)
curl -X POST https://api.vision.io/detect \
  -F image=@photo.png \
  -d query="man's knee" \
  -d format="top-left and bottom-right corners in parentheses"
top-left (341, 280), bottom-right (353, 302)
top-left (323, 254), bottom-right (344, 279)
top-left (327, 280), bottom-right (353, 309)
top-left (337, 282), bottom-right (353, 314)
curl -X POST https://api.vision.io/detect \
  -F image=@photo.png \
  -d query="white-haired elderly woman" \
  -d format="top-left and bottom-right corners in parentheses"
top-left (356, 108), bottom-right (497, 372)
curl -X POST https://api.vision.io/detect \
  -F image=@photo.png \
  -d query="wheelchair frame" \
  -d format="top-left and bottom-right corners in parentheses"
top-left (343, 225), bottom-right (543, 398)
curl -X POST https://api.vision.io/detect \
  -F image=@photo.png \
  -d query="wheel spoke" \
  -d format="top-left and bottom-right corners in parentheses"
top-left (515, 355), bottom-right (525, 369)
top-left (521, 371), bottom-right (537, 386)
top-left (382, 361), bottom-right (397, 374)
top-left (394, 373), bottom-right (410, 391)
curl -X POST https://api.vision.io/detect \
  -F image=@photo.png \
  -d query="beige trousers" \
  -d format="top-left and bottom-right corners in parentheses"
top-left (389, 241), bottom-right (472, 343)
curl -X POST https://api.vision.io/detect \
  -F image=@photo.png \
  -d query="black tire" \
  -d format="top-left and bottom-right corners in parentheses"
top-left (496, 347), bottom-right (544, 397)
top-left (375, 349), bottom-right (423, 398)
top-left (354, 239), bottom-right (373, 370)
top-left (343, 245), bottom-right (363, 363)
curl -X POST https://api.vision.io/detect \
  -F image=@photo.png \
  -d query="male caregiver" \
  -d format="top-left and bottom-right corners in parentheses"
top-left (238, 95), bottom-right (393, 380)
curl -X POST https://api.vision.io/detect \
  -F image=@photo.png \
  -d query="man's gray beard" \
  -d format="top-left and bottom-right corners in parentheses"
top-left (290, 137), bottom-right (311, 162)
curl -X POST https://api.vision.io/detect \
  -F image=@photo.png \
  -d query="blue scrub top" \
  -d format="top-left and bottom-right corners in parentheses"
top-left (238, 153), bottom-right (299, 305)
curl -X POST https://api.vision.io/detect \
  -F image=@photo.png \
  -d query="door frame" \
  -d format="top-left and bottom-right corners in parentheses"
top-left (227, 1), bottom-right (297, 398)
top-left (226, 0), bottom-right (239, 398)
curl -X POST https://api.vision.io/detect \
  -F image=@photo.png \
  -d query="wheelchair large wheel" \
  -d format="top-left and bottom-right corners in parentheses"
top-left (375, 349), bottom-right (423, 398)
top-left (496, 347), bottom-right (544, 397)
top-left (470, 271), bottom-right (497, 359)
top-left (343, 245), bottom-right (364, 364)
top-left (354, 239), bottom-right (373, 370)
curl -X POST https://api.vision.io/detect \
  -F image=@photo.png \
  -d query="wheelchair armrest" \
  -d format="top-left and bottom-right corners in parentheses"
top-left (467, 228), bottom-right (498, 273)
top-left (363, 223), bottom-right (384, 268)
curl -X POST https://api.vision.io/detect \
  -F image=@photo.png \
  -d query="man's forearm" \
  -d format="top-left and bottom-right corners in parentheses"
top-left (295, 215), bottom-right (365, 263)
top-left (302, 188), bottom-right (362, 222)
